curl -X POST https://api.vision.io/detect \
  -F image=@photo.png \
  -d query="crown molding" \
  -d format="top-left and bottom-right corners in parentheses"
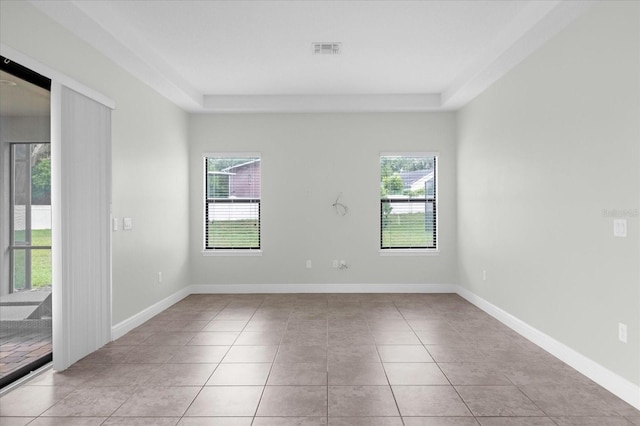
top-left (201, 94), bottom-right (443, 113)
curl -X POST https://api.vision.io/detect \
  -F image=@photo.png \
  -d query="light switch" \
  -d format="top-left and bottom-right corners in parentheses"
top-left (123, 217), bottom-right (133, 230)
top-left (112, 218), bottom-right (118, 231)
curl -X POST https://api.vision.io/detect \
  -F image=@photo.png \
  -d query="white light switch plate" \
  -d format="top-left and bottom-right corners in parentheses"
top-left (123, 217), bottom-right (133, 230)
top-left (613, 219), bottom-right (627, 237)
top-left (112, 218), bottom-right (118, 231)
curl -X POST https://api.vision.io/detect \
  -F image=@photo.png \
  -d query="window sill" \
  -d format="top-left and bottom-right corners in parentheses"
top-left (202, 250), bottom-right (262, 257)
top-left (379, 249), bottom-right (439, 256)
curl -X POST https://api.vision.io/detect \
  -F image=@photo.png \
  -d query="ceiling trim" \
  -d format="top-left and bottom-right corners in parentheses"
top-left (442, 0), bottom-right (595, 109)
top-left (202, 94), bottom-right (443, 113)
top-left (29, 0), bottom-right (202, 111)
top-left (30, 0), bottom-right (594, 113)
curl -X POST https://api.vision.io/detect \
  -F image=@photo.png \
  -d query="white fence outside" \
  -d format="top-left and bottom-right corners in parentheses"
top-left (13, 205), bottom-right (52, 230)
top-left (387, 203), bottom-right (426, 215)
top-left (208, 202), bottom-right (259, 221)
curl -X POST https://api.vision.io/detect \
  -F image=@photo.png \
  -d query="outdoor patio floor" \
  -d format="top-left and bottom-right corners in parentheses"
top-left (0, 328), bottom-right (51, 384)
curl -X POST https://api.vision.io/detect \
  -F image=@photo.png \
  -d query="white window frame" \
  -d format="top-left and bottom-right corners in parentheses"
top-left (379, 152), bottom-right (439, 256)
top-left (202, 152), bottom-right (262, 256)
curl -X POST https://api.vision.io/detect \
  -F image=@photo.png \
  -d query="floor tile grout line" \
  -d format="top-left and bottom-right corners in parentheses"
top-left (376, 299), bottom-right (406, 424)
top-left (326, 298), bottom-right (330, 420)
top-left (392, 297), bottom-right (482, 424)
top-left (178, 297), bottom-right (235, 420)
top-left (508, 382), bottom-right (554, 419)
top-left (249, 297), bottom-right (282, 423)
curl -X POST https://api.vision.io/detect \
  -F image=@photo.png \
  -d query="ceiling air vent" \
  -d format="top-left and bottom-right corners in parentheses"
top-left (312, 42), bottom-right (341, 55)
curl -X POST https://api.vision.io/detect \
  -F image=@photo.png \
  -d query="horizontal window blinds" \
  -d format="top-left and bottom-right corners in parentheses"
top-left (380, 155), bottom-right (437, 250)
top-left (205, 156), bottom-right (261, 250)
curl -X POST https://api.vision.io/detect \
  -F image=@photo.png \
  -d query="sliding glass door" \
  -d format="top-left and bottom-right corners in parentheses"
top-left (0, 61), bottom-right (52, 388)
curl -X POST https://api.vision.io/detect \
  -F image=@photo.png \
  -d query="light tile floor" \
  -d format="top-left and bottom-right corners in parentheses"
top-left (1, 293), bottom-right (638, 425)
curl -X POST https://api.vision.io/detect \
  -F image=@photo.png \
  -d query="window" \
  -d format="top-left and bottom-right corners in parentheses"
top-left (380, 154), bottom-right (437, 251)
top-left (204, 155), bottom-right (261, 251)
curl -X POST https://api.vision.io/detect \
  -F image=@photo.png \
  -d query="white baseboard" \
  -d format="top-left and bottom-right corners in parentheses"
top-left (110, 282), bottom-right (639, 410)
top-left (188, 283), bottom-right (456, 294)
top-left (456, 285), bottom-right (640, 411)
top-left (110, 287), bottom-right (191, 340)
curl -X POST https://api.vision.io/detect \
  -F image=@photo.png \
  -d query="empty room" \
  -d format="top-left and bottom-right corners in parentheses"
top-left (0, 0), bottom-right (638, 425)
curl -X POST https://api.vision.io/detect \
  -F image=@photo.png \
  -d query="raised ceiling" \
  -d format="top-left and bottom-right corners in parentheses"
top-left (31, 0), bottom-right (592, 113)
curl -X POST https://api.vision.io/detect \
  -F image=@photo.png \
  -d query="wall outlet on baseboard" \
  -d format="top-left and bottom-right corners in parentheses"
top-left (618, 322), bottom-right (627, 343)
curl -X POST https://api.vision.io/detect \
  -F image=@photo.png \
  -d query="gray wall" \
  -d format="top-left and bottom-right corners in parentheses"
top-left (0, 1), bottom-right (191, 324)
top-left (189, 113), bottom-right (457, 287)
top-left (457, 1), bottom-right (639, 386)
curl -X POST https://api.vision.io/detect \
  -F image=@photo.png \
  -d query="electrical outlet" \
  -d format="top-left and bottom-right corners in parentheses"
top-left (332, 260), bottom-right (339, 269)
top-left (158, 272), bottom-right (162, 284)
top-left (482, 270), bottom-right (487, 281)
top-left (306, 260), bottom-right (312, 269)
top-left (618, 322), bottom-right (627, 343)
top-left (613, 219), bottom-right (627, 237)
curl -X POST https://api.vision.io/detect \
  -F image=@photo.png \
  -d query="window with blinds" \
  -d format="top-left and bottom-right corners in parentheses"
top-left (204, 155), bottom-right (261, 250)
top-left (380, 154), bottom-right (437, 250)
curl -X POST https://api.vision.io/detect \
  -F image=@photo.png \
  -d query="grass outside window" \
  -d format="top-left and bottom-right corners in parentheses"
top-left (12, 229), bottom-right (52, 290)
top-left (381, 212), bottom-right (435, 248)
top-left (207, 220), bottom-right (260, 249)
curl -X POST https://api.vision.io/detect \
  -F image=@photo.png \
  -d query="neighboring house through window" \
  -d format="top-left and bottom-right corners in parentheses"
top-left (204, 154), bottom-right (261, 251)
top-left (380, 153), bottom-right (437, 251)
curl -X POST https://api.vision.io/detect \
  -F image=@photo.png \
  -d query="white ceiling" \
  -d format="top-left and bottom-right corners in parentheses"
top-left (0, 70), bottom-right (50, 116)
top-left (30, 0), bottom-right (592, 113)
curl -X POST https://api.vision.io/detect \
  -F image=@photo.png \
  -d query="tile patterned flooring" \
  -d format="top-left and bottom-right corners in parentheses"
top-left (1, 293), bottom-right (638, 425)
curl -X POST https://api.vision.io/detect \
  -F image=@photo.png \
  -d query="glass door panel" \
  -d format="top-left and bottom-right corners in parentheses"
top-left (10, 143), bottom-right (52, 292)
top-left (0, 61), bottom-right (52, 388)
